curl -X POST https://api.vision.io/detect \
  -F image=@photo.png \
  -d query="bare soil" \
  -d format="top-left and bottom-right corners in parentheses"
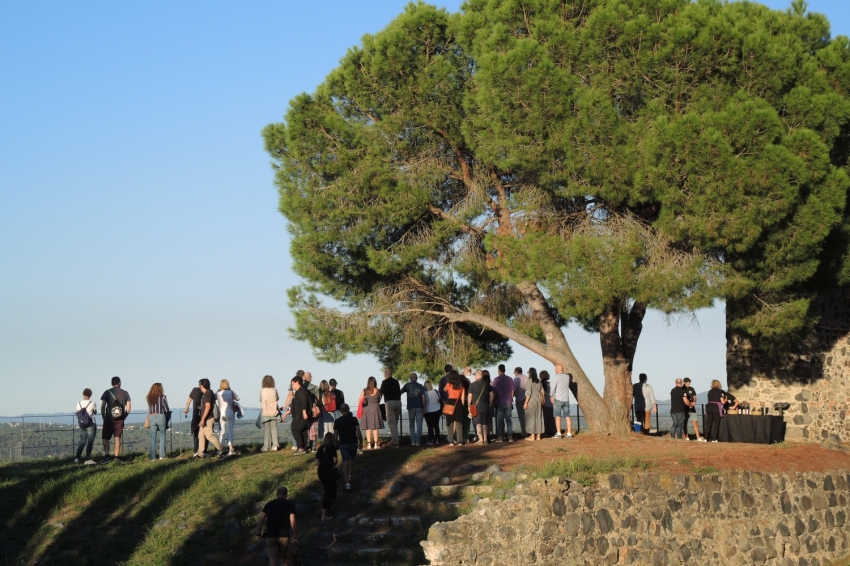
top-left (366, 433), bottom-right (849, 494)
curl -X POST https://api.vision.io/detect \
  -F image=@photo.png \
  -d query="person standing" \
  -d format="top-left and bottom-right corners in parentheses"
top-left (259, 375), bottom-right (280, 453)
top-left (492, 364), bottom-right (515, 442)
top-left (333, 403), bottom-right (362, 490)
top-left (183, 381), bottom-right (204, 454)
top-left (705, 380), bottom-right (727, 442)
top-left (329, 379), bottom-right (345, 420)
top-left (467, 369), bottom-right (494, 445)
top-left (193, 379), bottom-right (223, 458)
top-left (669, 378), bottom-right (688, 440)
top-left (289, 376), bottom-right (310, 454)
top-left (318, 380), bottom-right (336, 439)
top-left (513, 367), bottom-right (528, 438)
top-left (303, 372), bottom-right (320, 451)
top-left (380, 369), bottom-right (402, 448)
top-left (461, 367), bottom-right (473, 443)
top-left (74, 389), bottom-right (97, 464)
top-left (255, 486), bottom-right (297, 566)
top-left (401, 372), bottom-right (426, 446)
top-left (315, 432), bottom-right (338, 521)
top-left (523, 368), bottom-right (545, 441)
top-left (359, 377), bottom-right (384, 450)
top-left (549, 365), bottom-right (574, 439)
top-left (634, 373), bottom-right (657, 435)
top-left (540, 371), bottom-right (556, 437)
top-left (100, 376), bottom-right (131, 464)
top-left (444, 371), bottom-right (467, 446)
top-left (423, 381), bottom-right (442, 445)
top-left (683, 378), bottom-right (705, 442)
top-left (146, 383), bottom-right (170, 461)
top-left (217, 379), bottom-right (240, 456)
top-left (438, 364), bottom-right (452, 403)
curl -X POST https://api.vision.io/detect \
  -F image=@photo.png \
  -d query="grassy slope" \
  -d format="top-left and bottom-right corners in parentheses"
top-left (1, 446), bottom-right (318, 566)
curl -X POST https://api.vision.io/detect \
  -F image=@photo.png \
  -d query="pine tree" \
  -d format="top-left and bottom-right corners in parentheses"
top-left (264, 0), bottom-right (850, 436)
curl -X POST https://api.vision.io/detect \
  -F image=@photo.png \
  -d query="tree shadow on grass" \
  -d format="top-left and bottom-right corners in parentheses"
top-left (15, 458), bottom-right (206, 566)
top-left (0, 460), bottom-right (100, 560)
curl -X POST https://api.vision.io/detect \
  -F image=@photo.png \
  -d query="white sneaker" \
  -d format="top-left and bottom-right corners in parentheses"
top-left (698, 438), bottom-right (707, 442)
top-left (73, 458), bottom-right (79, 464)
top-left (84, 460), bottom-right (96, 465)
top-left (291, 445), bottom-right (298, 451)
top-left (566, 433), bottom-right (573, 439)
top-left (554, 433), bottom-right (563, 439)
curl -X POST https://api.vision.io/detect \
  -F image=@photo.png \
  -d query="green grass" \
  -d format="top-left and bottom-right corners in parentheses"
top-left (531, 454), bottom-right (652, 486)
top-left (0, 445), bottom-right (323, 566)
top-left (694, 465), bottom-right (719, 474)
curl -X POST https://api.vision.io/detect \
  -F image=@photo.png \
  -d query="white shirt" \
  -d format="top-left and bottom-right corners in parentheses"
top-left (217, 389), bottom-right (240, 418)
top-left (76, 399), bottom-right (97, 424)
top-left (424, 390), bottom-right (441, 413)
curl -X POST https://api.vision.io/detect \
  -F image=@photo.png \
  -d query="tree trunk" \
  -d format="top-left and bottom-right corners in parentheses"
top-left (598, 305), bottom-right (638, 437)
top-left (516, 282), bottom-right (617, 434)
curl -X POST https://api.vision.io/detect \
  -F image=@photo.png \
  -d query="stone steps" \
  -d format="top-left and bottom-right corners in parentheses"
top-left (350, 515), bottom-right (422, 528)
top-left (428, 484), bottom-right (494, 497)
top-left (325, 543), bottom-right (421, 563)
top-left (319, 529), bottom-right (414, 545)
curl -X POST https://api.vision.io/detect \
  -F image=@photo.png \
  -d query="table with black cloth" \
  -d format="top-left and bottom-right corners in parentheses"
top-left (716, 414), bottom-right (786, 444)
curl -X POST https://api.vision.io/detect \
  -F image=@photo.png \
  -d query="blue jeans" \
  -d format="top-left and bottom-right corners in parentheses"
top-left (149, 414), bottom-right (167, 459)
top-left (76, 425), bottom-right (96, 460)
top-left (670, 412), bottom-right (686, 440)
top-left (495, 405), bottom-right (513, 439)
top-left (408, 408), bottom-right (423, 443)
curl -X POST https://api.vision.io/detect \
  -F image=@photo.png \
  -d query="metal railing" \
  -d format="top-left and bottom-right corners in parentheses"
top-left (0, 401), bottom-right (702, 462)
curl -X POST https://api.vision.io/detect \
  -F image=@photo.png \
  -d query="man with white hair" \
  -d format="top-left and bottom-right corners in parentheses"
top-left (401, 372), bottom-right (426, 446)
top-left (550, 364), bottom-right (573, 439)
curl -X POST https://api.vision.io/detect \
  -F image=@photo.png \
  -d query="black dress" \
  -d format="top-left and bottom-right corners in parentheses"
top-left (705, 388), bottom-right (725, 441)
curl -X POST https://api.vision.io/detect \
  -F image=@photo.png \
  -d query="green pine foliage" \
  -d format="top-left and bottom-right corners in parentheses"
top-left (264, 0), bottom-right (850, 430)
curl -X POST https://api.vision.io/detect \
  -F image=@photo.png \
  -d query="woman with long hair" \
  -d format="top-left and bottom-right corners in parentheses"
top-left (445, 370), bottom-right (467, 446)
top-left (319, 379), bottom-right (335, 438)
top-left (146, 383), bottom-right (169, 460)
top-left (524, 368), bottom-right (544, 441)
top-left (260, 375), bottom-right (280, 451)
top-left (705, 380), bottom-right (727, 442)
top-left (217, 379), bottom-right (240, 457)
top-left (359, 376), bottom-right (383, 449)
top-left (423, 381), bottom-right (442, 445)
top-left (316, 432), bottom-right (338, 521)
top-left (468, 369), bottom-right (494, 445)
top-left (540, 370), bottom-right (556, 437)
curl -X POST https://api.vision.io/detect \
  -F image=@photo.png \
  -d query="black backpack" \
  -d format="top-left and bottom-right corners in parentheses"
top-left (108, 389), bottom-right (126, 420)
top-left (76, 401), bottom-right (94, 429)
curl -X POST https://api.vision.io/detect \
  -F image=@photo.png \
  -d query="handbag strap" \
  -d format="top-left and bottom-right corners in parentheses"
top-left (474, 383), bottom-right (486, 406)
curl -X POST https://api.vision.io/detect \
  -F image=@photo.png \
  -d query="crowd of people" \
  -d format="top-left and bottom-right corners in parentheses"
top-left (632, 373), bottom-right (738, 442)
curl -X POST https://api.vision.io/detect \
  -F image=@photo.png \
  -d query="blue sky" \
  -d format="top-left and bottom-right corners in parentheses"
top-left (1, 1), bottom-right (848, 415)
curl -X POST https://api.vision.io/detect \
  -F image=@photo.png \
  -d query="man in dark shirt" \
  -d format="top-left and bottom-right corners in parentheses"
top-left (380, 369), bottom-right (402, 447)
top-left (669, 378), bottom-right (689, 440)
top-left (100, 376), bottom-right (131, 464)
top-left (256, 486), bottom-right (297, 566)
top-left (183, 381), bottom-right (204, 454)
top-left (682, 377), bottom-right (705, 442)
top-left (329, 379), bottom-right (344, 419)
top-left (438, 364), bottom-right (452, 403)
top-left (289, 377), bottom-right (310, 453)
top-left (333, 403), bottom-right (363, 490)
top-left (194, 378), bottom-right (223, 458)
top-left (400, 373), bottom-right (426, 446)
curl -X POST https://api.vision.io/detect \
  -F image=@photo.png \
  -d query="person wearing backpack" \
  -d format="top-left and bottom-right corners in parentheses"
top-left (100, 376), bottom-right (131, 464)
top-left (146, 383), bottom-right (170, 461)
top-left (318, 380), bottom-right (336, 439)
top-left (74, 388), bottom-right (98, 464)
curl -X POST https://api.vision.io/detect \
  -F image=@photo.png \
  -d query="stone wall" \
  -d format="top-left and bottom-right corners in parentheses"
top-left (727, 287), bottom-right (850, 442)
top-left (422, 470), bottom-right (850, 565)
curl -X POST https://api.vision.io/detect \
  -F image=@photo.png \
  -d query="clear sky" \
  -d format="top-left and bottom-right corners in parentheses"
top-left (1, 1), bottom-right (848, 415)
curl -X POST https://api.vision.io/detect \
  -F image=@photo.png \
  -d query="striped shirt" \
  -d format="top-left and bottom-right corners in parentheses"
top-left (148, 396), bottom-right (170, 414)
